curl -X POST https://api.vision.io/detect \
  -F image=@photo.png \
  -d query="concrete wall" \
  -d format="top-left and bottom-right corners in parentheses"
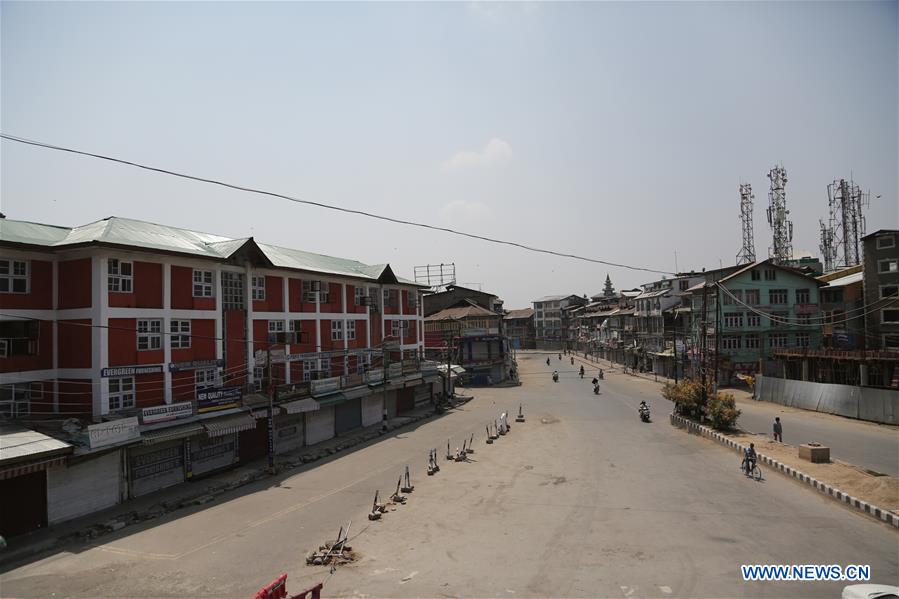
top-left (756, 375), bottom-right (899, 424)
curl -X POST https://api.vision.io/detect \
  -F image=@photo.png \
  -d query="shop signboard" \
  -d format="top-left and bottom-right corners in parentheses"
top-left (196, 386), bottom-right (242, 413)
top-left (101, 364), bottom-right (163, 378)
top-left (141, 401), bottom-right (194, 425)
top-left (88, 417), bottom-right (140, 449)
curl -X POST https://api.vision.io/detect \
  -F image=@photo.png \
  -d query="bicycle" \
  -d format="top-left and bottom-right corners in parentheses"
top-left (740, 457), bottom-right (762, 481)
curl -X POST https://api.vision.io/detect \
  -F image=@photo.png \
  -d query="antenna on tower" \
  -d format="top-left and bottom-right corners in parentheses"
top-left (735, 182), bottom-right (756, 265)
top-left (766, 164), bottom-right (793, 264)
top-left (820, 177), bottom-right (868, 272)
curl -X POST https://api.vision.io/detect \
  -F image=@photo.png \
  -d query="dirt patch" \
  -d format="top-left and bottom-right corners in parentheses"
top-left (540, 416), bottom-right (560, 425)
top-left (720, 433), bottom-right (899, 513)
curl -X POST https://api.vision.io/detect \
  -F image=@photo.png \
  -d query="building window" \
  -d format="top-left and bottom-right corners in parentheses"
top-left (331, 320), bottom-right (344, 341)
top-left (222, 271), bottom-right (245, 310)
top-left (170, 320), bottom-right (191, 349)
top-left (878, 259), bottom-right (898, 274)
top-left (251, 276), bottom-right (266, 301)
top-left (882, 310), bottom-right (899, 324)
top-left (321, 357), bottom-right (331, 376)
top-left (744, 334), bottom-right (760, 349)
top-left (876, 235), bottom-right (896, 249)
top-left (884, 335), bottom-right (899, 350)
top-left (391, 320), bottom-right (401, 338)
top-left (354, 286), bottom-right (365, 306)
top-left (107, 259), bottom-right (132, 293)
top-left (769, 289), bottom-right (788, 304)
top-left (268, 320), bottom-right (285, 333)
top-left (193, 270), bottom-right (214, 297)
top-left (408, 292), bottom-right (417, 311)
top-left (108, 377), bottom-right (135, 411)
top-left (747, 313), bottom-right (761, 327)
top-left (303, 359), bottom-right (316, 382)
top-left (795, 289), bottom-right (810, 304)
top-left (302, 280), bottom-right (327, 303)
top-left (822, 288), bottom-right (844, 304)
top-left (0, 383), bottom-right (37, 417)
top-left (751, 270), bottom-right (761, 281)
top-left (881, 285), bottom-right (899, 299)
top-left (383, 289), bottom-right (397, 308)
top-left (137, 319), bottom-right (162, 350)
top-left (724, 313), bottom-right (743, 328)
top-left (723, 290), bottom-right (742, 305)
top-left (346, 321), bottom-right (357, 341)
top-left (797, 314), bottom-right (811, 326)
top-left (0, 320), bottom-right (38, 357)
top-left (770, 312), bottom-right (789, 328)
top-left (721, 336), bottom-right (741, 350)
top-left (744, 289), bottom-right (760, 305)
top-left (253, 366), bottom-right (264, 391)
top-left (195, 368), bottom-right (219, 390)
top-left (764, 269), bottom-right (776, 281)
top-left (796, 333), bottom-right (810, 347)
top-left (768, 334), bottom-right (787, 348)
top-left (679, 280), bottom-right (689, 291)
top-left (0, 258), bottom-right (29, 294)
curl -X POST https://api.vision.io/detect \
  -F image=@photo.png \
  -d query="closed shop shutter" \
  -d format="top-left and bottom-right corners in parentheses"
top-left (187, 434), bottom-right (238, 478)
top-left (305, 406), bottom-right (334, 445)
top-left (47, 451), bottom-right (121, 524)
top-left (238, 422), bottom-right (268, 462)
top-left (361, 395), bottom-right (381, 427)
top-left (0, 471), bottom-right (47, 537)
top-left (414, 383), bottom-right (431, 407)
top-left (128, 441), bottom-right (185, 498)
top-left (335, 398), bottom-right (362, 435)
top-left (275, 414), bottom-right (304, 454)
top-left (396, 387), bottom-right (415, 414)
top-left (385, 390), bottom-right (397, 419)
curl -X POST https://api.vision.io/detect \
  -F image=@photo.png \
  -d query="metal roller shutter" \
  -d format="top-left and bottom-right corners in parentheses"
top-left (188, 434), bottom-right (238, 478)
top-left (361, 395), bottom-right (381, 427)
top-left (335, 398), bottom-right (362, 435)
top-left (396, 388), bottom-right (415, 414)
top-left (128, 441), bottom-right (185, 498)
top-left (47, 451), bottom-right (121, 524)
top-left (275, 415), bottom-right (304, 454)
top-left (305, 406), bottom-right (334, 446)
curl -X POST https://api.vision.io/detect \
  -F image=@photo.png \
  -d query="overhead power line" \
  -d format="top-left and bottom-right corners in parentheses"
top-left (0, 133), bottom-right (674, 276)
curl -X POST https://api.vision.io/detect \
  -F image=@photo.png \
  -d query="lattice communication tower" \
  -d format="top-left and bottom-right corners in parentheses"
top-left (766, 165), bottom-right (793, 264)
top-left (735, 183), bottom-right (756, 265)
top-left (413, 263), bottom-right (456, 293)
top-left (819, 178), bottom-right (868, 272)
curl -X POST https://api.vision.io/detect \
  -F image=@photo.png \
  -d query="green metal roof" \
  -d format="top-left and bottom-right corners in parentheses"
top-left (0, 216), bottom-right (425, 285)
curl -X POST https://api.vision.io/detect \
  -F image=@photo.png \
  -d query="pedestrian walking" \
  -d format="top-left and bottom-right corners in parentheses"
top-left (773, 417), bottom-right (782, 442)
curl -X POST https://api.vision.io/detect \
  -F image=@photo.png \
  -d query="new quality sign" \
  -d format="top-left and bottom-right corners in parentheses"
top-left (196, 386), bottom-right (241, 413)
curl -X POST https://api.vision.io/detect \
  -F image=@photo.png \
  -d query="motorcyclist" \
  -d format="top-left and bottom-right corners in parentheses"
top-left (558, 353), bottom-right (562, 361)
top-left (639, 400), bottom-right (648, 413)
top-left (570, 357), bottom-right (574, 366)
top-left (593, 381), bottom-right (600, 394)
top-left (743, 443), bottom-right (757, 475)
top-left (552, 370), bottom-right (559, 382)
top-left (579, 365), bottom-right (585, 378)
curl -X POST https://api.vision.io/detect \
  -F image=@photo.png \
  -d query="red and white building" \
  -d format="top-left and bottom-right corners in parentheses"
top-left (0, 216), bottom-right (433, 536)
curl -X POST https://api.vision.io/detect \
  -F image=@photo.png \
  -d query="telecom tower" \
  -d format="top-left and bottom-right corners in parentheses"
top-left (735, 183), bottom-right (756, 265)
top-left (819, 178), bottom-right (868, 272)
top-left (766, 165), bottom-right (793, 264)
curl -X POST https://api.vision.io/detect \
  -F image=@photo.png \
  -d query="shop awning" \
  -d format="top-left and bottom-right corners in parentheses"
top-left (251, 406), bottom-right (282, 419)
top-left (315, 393), bottom-right (347, 408)
top-left (0, 455), bottom-right (69, 480)
top-left (282, 398), bottom-right (321, 414)
top-left (342, 386), bottom-right (370, 400)
top-left (142, 422), bottom-right (205, 445)
top-left (203, 413), bottom-right (257, 438)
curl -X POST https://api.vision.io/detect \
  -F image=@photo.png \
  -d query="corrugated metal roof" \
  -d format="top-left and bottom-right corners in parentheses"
top-left (0, 423), bottom-right (73, 465)
top-left (504, 308), bottom-right (534, 320)
top-left (426, 302), bottom-right (499, 321)
top-left (1, 216), bottom-right (423, 285)
top-left (821, 271), bottom-right (864, 288)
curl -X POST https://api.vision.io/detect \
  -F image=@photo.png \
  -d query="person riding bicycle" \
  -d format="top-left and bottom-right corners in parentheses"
top-left (743, 443), bottom-right (757, 475)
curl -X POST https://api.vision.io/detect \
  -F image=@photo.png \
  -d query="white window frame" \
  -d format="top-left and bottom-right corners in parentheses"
top-left (170, 319), bottom-right (191, 349)
top-left (881, 309), bottom-right (899, 324)
top-left (744, 334), bottom-right (760, 349)
top-left (107, 258), bottom-right (133, 293)
top-left (391, 319), bottom-right (400, 338)
top-left (878, 259), bottom-right (898, 274)
top-left (795, 289), bottom-right (811, 304)
top-left (320, 357), bottom-right (331, 377)
top-left (796, 333), bottom-right (810, 347)
top-left (354, 286), bottom-right (365, 306)
top-left (876, 235), bottom-right (896, 249)
top-left (137, 319), bottom-right (162, 350)
top-left (769, 289), bottom-right (788, 305)
top-left (251, 276), bottom-right (266, 301)
top-left (108, 377), bottom-right (135, 411)
top-left (723, 313), bottom-right (743, 328)
top-left (0, 339), bottom-right (7, 358)
top-left (880, 285), bottom-right (899, 299)
top-left (764, 269), bottom-right (777, 281)
top-left (883, 335), bottom-right (899, 350)
top-left (193, 269), bottom-right (215, 298)
top-left (268, 320), bottom-right (285, 333)
top-left (302, 280), bottom-right (328, 303)
top-left (253, 366), bottom-right (264, 391)
top-left (744, 289), bottom-right (760, 305)
top-left (768, 334), bottom-right (787, 348)
top-left (721, 336), bottom-right (741, 350)
top-left (747, 313), bottom-right (761, 327)
top-left (0, 258), bottom-right (29, 294)
top-left (346, 320), bottom-right (356, 341)
top-left (302, 359), bottom-right (316, 381)
top-left (195, 367), bottom-right (219, 391)
top-left (331, 319), bottom-right (344, 341)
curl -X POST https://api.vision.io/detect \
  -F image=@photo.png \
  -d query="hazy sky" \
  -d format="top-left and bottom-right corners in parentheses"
top-left (2, 1), bottom-right (897, 308)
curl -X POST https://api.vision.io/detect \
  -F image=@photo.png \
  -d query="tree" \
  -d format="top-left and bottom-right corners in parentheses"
top-left (603, 274), bottom-right (615, 297)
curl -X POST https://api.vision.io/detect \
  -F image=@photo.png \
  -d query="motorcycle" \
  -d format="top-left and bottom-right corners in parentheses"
top-left (579, 367), bottom-right (584, 379)
top-left (598, 370), bottom-right (604, 380)
top-left (570, 357), bottom-right (574, 366)
top-left (552, 372), bottom-right (559, 383)
top-left (639, 406), bottom-right (651, 422)
top-left (593, 383), bottom-right (600, 395)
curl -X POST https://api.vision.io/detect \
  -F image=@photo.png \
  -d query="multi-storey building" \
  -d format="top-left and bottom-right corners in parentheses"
top-left (0, 216), bottom-right (431, 536)
top-left (424, 300), bottom-right (509, 384)
top-left (689, 259), bottom-right (823, 385)
top-left (862, 229), bottom-right (899, 351)
top-left (503, 308), bottom-right (535, 349)
top-left (817, 265), bottom-right (865, 349)
top-left (532, 294), bottom-right (587, 350)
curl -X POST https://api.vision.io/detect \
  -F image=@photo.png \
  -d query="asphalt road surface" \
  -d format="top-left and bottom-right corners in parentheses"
top-left (2, 351), bottom-right (896, 598)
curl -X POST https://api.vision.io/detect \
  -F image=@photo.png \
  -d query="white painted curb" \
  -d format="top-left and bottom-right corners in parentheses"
top-left (669, 412), bottom-right (899, 529)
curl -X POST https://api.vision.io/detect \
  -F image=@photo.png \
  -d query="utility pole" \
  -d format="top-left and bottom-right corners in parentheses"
top-left (673, 311), bottom-right (679, 385)
top-left (700, 285), bottom-right (708, 411)
top-left (265, 347), bottom-right (276, 475)
top-left (714, 283), bottom-right (721, 397)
